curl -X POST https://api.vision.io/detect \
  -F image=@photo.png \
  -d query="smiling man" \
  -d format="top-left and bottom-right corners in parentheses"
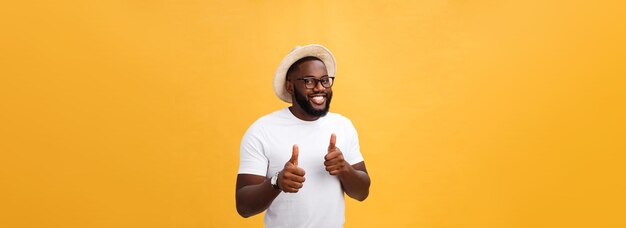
top-left (235, 44), bottom-right (371, 228)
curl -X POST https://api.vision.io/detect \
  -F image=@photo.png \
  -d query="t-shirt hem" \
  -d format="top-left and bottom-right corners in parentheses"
top-left (347, 158), bottom-right (364, 166)
top-left (237, 170), bottom-right (268, 177)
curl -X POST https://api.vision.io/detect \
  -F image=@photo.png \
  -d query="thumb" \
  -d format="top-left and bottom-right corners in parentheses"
top-left (328, 133), bottom-right (336, 152)
top-left (290, 144), bottom-right (299, 166)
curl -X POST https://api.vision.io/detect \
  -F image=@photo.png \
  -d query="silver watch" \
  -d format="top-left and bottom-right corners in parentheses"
top-left (270, 172), bottom-right (280, 190)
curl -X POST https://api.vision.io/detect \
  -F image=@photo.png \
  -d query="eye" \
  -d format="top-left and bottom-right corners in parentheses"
top-left (304, 78), bottom-right (314, 85)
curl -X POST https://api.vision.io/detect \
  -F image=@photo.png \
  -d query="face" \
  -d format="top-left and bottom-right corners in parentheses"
top-left (288, 60), bottom-right (333, 118)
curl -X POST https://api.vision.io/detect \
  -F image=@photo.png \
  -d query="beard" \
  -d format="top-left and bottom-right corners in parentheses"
top-left (293, 86), bottom-right (332, 117)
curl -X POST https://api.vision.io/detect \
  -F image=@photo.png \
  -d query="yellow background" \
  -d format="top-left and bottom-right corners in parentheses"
top-left (1, 0), bottom-right (625, 227)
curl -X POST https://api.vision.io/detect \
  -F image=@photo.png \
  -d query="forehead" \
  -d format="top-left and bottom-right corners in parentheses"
top-left (295, 60), bottom-right (328, 77)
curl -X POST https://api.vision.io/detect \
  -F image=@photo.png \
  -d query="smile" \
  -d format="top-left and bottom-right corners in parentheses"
top-left (309, 94), bottom-right (326, 105)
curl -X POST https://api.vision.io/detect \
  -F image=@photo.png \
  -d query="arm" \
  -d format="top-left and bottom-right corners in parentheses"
top-left (338, 161), bottom-right (370, 201)
top-left (236, 144), bottom-right (306, 218)
top-left (235, 174), bottom-right (280, 218)
top-left (324, 134), bottom-right (371, 201)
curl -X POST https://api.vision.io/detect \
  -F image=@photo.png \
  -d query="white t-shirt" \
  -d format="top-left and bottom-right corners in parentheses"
top-left (238, 108), bottom-right (364, 228)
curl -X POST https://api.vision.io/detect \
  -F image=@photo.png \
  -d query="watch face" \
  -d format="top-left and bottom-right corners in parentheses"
top-left (271, 174), bottom-right (279, 189)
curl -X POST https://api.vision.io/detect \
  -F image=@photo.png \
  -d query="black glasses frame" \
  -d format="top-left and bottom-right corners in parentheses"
top-left (296, 76), bottom-right (335, 89)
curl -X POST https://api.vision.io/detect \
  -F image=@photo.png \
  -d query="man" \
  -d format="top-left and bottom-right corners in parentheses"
top-left (236, 44), bottom-right (371, 228)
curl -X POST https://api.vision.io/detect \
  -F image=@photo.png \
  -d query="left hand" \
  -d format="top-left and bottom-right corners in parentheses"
top-left (324, 133), bottom-right (351, 176)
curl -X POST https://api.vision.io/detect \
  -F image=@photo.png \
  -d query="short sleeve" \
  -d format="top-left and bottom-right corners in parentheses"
top-left (344, 119), bottom-right (364, 165)
top-left (238, 123), bottom-right (269, 176)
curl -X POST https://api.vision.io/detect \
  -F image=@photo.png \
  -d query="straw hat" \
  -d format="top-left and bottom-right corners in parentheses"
top-left (273, 44), bottom-right (336, 103)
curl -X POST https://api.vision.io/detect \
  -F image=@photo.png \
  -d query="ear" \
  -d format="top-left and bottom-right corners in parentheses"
top-left (285, 78), bottom-right (294, 95)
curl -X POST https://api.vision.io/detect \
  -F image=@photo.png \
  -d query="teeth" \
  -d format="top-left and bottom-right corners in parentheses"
top-left (311, 96), bottom-right (325, 105)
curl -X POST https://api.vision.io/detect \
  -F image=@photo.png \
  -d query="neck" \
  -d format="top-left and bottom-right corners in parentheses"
top-left (288, 106), bottom-right (320, 121)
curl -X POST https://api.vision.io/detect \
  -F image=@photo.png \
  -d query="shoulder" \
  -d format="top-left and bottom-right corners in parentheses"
top-left (245, 108), bottom-right (289, 133)
top-left (252, 108), bottom-right (288, 125)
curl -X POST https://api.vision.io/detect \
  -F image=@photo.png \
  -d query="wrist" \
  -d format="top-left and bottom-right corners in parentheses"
top-left (270, 171), bottom-right (281, 190)
top-left (338, 161), bottom-right (355, 178)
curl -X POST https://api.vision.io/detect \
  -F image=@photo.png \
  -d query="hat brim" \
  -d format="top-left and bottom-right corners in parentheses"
top-left (273, 44), bottom-right (336, 103)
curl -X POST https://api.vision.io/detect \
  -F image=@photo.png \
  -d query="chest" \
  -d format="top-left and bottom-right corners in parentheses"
top-left (262, 125), bottom-right (349, 176)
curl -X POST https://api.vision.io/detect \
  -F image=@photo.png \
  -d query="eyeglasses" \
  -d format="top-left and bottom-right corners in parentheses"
top-left (296, 76), bottom-right (335, 89)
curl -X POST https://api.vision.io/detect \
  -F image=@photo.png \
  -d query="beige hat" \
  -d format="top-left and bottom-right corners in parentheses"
top-left (273, 44), bottom-right (336, 103)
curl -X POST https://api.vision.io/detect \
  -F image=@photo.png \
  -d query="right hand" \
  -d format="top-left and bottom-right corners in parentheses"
top-left (278, 144), bottom-right (306, 193)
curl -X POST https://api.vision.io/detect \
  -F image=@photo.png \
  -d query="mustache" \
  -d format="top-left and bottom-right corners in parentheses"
top-left (308, 93), bottom-right (327, 97)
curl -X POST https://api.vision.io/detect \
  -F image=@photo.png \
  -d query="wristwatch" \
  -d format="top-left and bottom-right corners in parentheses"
top-left (270, 172), bottom-right (280, 190)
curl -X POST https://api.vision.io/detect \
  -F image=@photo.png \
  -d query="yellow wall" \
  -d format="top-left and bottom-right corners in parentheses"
top-left (1, 1), bottom-right (625, 227)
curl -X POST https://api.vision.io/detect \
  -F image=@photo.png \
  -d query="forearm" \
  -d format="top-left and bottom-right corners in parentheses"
top-left (236, 178), bottom-right (281, 217)
top-left (339, 164), bottom-right (371, 201)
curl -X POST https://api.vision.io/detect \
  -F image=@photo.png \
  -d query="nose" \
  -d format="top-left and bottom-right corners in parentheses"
top-left (313, 79), bottom-right (326, 92)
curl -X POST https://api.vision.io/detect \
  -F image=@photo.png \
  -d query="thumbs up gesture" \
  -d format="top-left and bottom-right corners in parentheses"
top-left (278, 144), bottom-right (306, 193)
top-left (324, 134), bottom-right (350, 176)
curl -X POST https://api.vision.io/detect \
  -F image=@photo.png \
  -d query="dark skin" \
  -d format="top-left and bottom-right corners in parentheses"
top-left (235, 59), bottom-right (371, 218)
